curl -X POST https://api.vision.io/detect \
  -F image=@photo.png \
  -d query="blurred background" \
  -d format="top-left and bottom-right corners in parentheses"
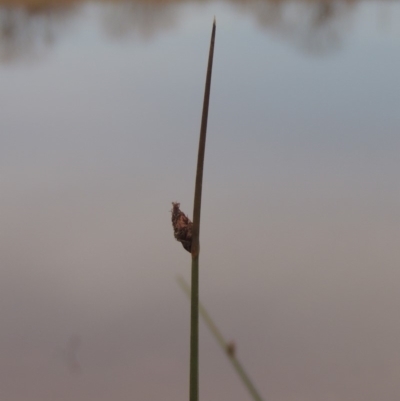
top-left (1, 1), bottom-right (399, 400)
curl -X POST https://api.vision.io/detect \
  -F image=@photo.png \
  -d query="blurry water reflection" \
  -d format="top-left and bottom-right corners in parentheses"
top-left (100, 1), bottom-right (179, 40)
top-left (0, 0), bottom-right (395, 62)
top-left (0, 5), bottom-right (76, 62)
top-left (236, 1), bottom-right (355, 53)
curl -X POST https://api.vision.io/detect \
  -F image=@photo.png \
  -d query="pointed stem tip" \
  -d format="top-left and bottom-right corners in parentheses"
top-left (213, 16), bottom-right (216, 25)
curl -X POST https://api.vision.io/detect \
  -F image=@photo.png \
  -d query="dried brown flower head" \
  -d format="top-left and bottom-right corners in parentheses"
top-left (171, 202), bottom-right (193, 253)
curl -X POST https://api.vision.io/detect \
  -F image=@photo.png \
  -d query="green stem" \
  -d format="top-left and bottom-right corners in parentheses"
top-left (189, 257), bottom-right (199, 401)
top-left (178, 276), bottom-right (265, 401)
top-left (189, 18), bottom-right (216, 401)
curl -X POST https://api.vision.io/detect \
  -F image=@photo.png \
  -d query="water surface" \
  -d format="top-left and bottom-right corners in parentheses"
top-left (1, 1), bottom-right (400, 400)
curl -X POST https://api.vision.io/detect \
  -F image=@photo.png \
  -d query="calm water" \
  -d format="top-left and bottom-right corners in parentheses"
top-left (1, 1), bottom-right (400, 401)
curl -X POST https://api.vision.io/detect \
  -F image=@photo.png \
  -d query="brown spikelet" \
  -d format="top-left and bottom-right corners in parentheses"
top-left (171, 202), bottom-right (193, 253)
top-left (226, 341), bottom-right (236, 357)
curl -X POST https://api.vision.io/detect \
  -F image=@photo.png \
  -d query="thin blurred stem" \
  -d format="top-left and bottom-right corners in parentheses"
top-left (189, 18), bottom-right (216, 401)
top-left (178, 276), bottom-right (265, 401)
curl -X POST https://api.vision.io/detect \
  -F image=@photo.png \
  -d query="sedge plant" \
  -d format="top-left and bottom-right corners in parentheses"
top-left (171, 19), bottom-right (216, 401)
